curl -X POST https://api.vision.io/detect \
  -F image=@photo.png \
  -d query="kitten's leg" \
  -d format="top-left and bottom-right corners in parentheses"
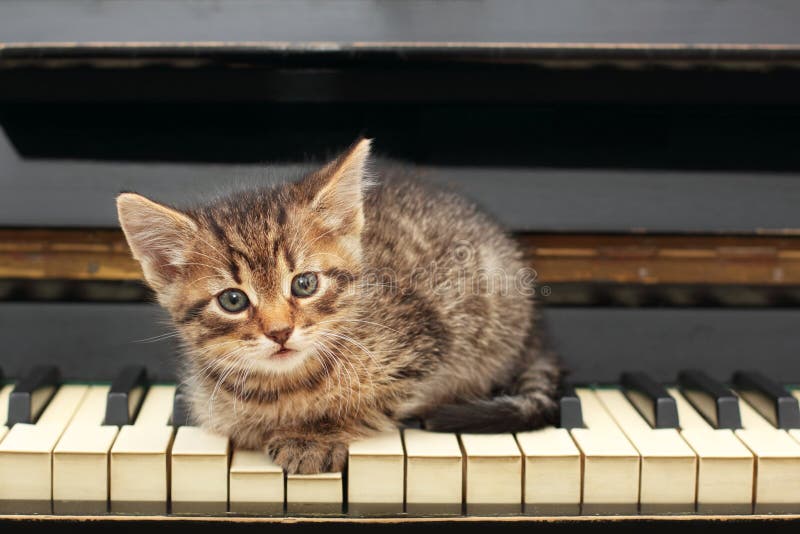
top-left (266, 436), bottom-right (348, 474)
top-left (424, 334), bottom-right (564, 433)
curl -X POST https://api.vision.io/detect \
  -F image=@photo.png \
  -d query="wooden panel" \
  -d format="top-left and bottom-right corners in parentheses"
top-left (520, 234), bottom-right (800, 285)
top-left (0, 229), bottom-right (140, 280)
top-left (5, 230), bottom-right (800, 285)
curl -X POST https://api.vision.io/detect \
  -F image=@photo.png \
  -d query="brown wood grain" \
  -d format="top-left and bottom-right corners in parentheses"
top-left (0, 229), bottom-right (141, 281)
top-left (518, 234), bottom-right (800, 285)
top-left (3, 229), bottom-right (800, 285)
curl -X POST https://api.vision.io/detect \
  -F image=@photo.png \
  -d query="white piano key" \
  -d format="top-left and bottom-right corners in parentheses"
top-left (53, 385), bottom-right (119, 512)
top-left (0, 384), bottom-right (13, 443)
top-left (569, 388), bottom-right (640, 514)
top-left (402, 429), bottom-right (462, 514)
top-left (229, 449), bottom-right (283, 514)
top-left (595, 388), bottom-right (697, 513)
top-left (348, 430), bottom-right (405, 514)
top-left (0, 385), bottom-right (89, 511)
top-left (459, 433), bottom-right (522, 514)
top-left (668, 387), bottom-right (754, 513)
top-left (515, 426), bottom-right (581, 515)
top-left (110, 385), bottom-right (175, 513)
top-left (286, 471), bottom-right (343, 514)
top-left (171, 425), bottom-right (230, 513)
top-left (734, 393), bottom-right (800, 513)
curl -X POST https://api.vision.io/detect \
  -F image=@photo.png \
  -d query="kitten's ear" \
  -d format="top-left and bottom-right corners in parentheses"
top-left (306, 137), bottom-right (372, 235)
top-left (116, 193), bottom-right (197, 290)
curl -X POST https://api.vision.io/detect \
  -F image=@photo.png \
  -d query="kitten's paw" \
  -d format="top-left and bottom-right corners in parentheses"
top-left (266, 437), bottom-right (347, 474)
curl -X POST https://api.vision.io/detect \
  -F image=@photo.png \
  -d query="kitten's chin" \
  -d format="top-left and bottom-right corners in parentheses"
top-left (245, 346), bottom-right (312, 374)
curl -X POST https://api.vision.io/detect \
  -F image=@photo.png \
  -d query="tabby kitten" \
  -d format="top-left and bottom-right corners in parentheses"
top-left (117, 139), bottom-right (562, 474)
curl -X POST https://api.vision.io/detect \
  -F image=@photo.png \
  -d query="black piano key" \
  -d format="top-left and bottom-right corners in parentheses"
top-left (732, 370), bottom-right (800, 430)
top-left (678, 369), bottom-right (742, 430)
top-left (170, 385), bottom-right (192, 427)
top-left (559, 384), bottom-right (584, 429)
top-left (7, 365), bottom-right (60, 426)
top-left (103, 366), bottom-right (149, 426)
top-left (621, 371), bottom-right (679, 429)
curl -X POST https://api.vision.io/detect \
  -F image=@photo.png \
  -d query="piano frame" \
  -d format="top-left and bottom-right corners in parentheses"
top-left (1, 513), bottom-right (800, 533)
top-left (3, 0), bottom-right (800, 527)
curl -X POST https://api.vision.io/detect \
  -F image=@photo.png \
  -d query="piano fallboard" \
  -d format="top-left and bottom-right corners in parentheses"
top-left (0, 303), bottom-right (799, 383)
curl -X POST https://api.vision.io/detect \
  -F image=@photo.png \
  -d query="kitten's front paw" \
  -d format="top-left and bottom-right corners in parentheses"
top-left (266, 437), bottom-right (347, 474)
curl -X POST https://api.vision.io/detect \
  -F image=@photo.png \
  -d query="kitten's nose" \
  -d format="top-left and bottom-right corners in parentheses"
top-left (265, 326), bottom-right (293, 346)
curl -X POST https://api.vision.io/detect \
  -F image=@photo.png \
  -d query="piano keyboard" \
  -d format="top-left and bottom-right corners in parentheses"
top-left (1, 366), bottom-right (800, 517)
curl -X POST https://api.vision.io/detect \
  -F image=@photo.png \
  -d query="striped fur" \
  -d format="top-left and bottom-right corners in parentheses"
top-left (116, 138), bottom-right (563, 474)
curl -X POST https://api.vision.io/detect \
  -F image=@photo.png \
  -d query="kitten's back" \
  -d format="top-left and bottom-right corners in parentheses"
top-left (360, 170), bottom-right (536, 417)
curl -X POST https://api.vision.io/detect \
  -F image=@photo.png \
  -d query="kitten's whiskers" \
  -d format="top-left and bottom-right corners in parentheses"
top-left (318, 335), bottom-right (368, 416)
top-left (316, 318), bottom-right (402, 336)
top-left (132, 330), bottom-right (180, 343)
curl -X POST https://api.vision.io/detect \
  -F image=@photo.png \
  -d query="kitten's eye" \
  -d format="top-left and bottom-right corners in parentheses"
top-left (217, 288), bottom-right (250, 313)
top-left (291, 272), bottom-right (318, 298)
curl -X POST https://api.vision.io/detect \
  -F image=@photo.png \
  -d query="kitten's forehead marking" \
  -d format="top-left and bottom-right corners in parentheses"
top-left (195, 192), bottom-right (341, 304)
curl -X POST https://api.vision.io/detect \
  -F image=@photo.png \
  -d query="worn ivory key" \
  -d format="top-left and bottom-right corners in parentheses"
top-left (403, 429), bottom-right (463, 514)
top-left (734, 392), bottom-right (800, 513)
top-left (0, 385), bottom-right (89, 513)
top-left (516, 426), bottom-right (581, 515)
top-left (52, 385), bottom-right (120, 513)
top-left (171, 425), bottom-right (230, 513)
top-left (595, 388), bottom-right (697, 513)
top-left (229, 449), bottom-right (284, 514)
top-left (668, 387), bottom-right (754, 514)
top-left (516, 386), bottom-right (583, 515)
top-left (286, 471), bottom-right (343, 514)
top-left (110, 385), bottom-right (175, 513)
top-left (569, 388), bottom-right (640, 515)
top-left (459, 433), bottom-right (522, 514)
top-left (348, 429), bottom-right (405, 514)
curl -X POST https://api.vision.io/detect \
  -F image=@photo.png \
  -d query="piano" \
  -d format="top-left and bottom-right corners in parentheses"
top-left (2, 367), bottom-right (800, 525)
top-left (2, 0), bottom-right (800, 531)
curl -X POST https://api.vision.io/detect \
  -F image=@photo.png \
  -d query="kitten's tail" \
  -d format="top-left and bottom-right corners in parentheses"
top-left (423, 335), bottom-right (564, 433)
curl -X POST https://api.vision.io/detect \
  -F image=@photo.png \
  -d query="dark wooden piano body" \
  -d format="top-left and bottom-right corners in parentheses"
top-left (2, 0), bottom-right (800, 530)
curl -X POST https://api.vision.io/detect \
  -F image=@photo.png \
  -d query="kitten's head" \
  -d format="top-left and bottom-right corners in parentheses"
top-left (117, 138), bottom-right (371, 377)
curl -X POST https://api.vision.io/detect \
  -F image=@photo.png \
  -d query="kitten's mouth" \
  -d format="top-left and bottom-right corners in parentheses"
top-left (271, 347), bottom-right (296, 359)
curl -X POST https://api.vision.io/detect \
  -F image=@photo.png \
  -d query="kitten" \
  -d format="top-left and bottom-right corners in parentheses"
top-left (117, 138), bottom-right (562, 474)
